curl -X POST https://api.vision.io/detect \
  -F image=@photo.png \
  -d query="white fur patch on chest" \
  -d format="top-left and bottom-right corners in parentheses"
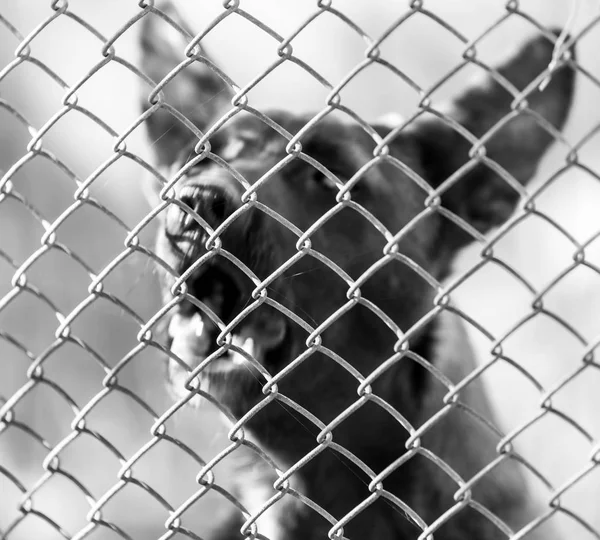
top-left (237, 449), bottom-right (306, 540)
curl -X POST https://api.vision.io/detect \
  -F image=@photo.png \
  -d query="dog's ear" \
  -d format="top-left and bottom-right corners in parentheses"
top-left (406, 31), bottom-right (575, 251)
top-left (139, 2), bottom-right (232, 168)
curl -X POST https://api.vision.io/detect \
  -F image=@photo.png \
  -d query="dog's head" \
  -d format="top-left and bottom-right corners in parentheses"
top-left (140, 6), bottom-right (575, 426)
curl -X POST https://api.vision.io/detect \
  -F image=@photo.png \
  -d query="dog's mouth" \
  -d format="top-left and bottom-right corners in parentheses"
top-left (166, 262), bottom-right (289, 384)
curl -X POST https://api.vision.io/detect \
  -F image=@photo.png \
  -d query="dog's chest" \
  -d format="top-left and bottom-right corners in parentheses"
top-left (236, 450), bottom-right (306, 540)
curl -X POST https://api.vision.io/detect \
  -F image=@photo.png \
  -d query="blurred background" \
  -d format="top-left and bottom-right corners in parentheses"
top-left (1, 0), bottom-right (600, 539)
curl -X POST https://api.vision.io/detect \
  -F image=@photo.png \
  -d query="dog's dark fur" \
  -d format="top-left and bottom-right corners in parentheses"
top-left (140, 4), bottom-right (575, 539)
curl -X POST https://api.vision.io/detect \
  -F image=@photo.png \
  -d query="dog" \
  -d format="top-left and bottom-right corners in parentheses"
top-left (139, 3), bottom-right (575, 539)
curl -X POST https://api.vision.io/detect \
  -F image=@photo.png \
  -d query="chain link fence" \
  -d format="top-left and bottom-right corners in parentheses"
top-left (1, 1), bottom-right (600, 539)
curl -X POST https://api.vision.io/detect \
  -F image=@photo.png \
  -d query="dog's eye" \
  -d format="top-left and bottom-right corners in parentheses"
top-left (310, 169), bottom-right (364, 195)
top-left (309, 169), bottom-right (342, 191)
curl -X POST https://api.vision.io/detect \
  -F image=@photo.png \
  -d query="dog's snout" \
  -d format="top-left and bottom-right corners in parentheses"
top-left (182, 186), bottom-right (231, 227)
top-left (164, 184), bottom-right (241, 243)
top-left (171, 185), bottom-right (236, 235)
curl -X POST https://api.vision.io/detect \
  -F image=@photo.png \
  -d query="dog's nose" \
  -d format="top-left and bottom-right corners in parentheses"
top-left (180, 186), bottom-right (233, 230)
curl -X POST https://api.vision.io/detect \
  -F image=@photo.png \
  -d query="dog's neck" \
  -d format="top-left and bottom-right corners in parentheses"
top-left (225, 311), bottom-right (541, 539)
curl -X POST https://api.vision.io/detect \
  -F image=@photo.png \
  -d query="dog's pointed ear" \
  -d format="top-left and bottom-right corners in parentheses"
top-left (139, 2), bottom-right (232, 168)
top-left (406, 31), bottom-right (575, 249)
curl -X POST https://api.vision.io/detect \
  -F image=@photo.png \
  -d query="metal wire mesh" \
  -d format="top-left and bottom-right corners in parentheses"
top-left (1, 1), bottom-right (600, 539)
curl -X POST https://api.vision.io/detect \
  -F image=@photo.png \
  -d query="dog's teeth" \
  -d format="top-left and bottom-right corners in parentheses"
top-left (229, 336), bottom-right (257, 366)
top-left (169, 312), bottom-right (211, 359)
top-left (242, 337), bottom-right (256, 358)
top-left (193, 313), bottom-right (205, 337)
top-left (168, 313), bottom-right (182, 335)
top-left (231, 334), bottom-right (247, 365)
top-left (232, 334), bottom-right (245, 347)
top-left (231, 350), bottom-right (246, 366)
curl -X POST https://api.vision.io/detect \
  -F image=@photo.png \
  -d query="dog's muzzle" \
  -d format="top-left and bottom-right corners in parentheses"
top-left (162, 180), bottom-right (289, 387)
top-left (166, 184), bottom-right (236, 240)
